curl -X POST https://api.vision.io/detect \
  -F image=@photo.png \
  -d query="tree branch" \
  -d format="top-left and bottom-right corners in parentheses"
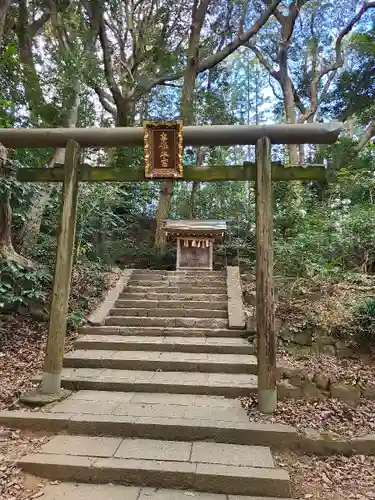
top-left (300, 1), bottom-right (375, 122)
top-left (246, 43), bottom-right (280, 80)
top-left (30, 10), bottom-right (51, 35)
top-left (357, 119), bottom-right (375, 151)
top-left (149, 0), bottom-right (282, 89)
top-left (18, 0), bottom-right (46, 120)
top-left (94, 86), bottom-right (117, 116)
top-left (97, 6), bottom-right (123, 107)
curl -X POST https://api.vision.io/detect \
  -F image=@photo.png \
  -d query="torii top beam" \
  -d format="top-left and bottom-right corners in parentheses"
top-left (0, 123), bottom-right (342, 149)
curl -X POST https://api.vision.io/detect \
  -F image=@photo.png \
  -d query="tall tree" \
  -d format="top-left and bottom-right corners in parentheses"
top-left (247, 0), bottom-right (375, 163)
top-left (19, 0), bottom-right (99, 252)
top-left (0, 0), bottom-right (52, 264)
top-left (153, 0), bottom-right (283, 247)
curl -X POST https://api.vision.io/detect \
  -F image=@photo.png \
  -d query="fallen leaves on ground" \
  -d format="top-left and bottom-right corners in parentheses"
top-left (0, 428), bottom-right (49, 500)
top-left (0, 316), bottom-right (46, 412)
top-left (279, 350), bottom-right (375, 389)
top-left (242, 394), bottom-right (375, 437)
top-left (275, 451), bottom-right (375, 500)
top-left (0, 268), bottom-right (119, 500)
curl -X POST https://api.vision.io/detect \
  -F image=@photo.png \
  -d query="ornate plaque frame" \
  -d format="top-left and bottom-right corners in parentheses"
top-left (144, 120), bottom-right (183, 179)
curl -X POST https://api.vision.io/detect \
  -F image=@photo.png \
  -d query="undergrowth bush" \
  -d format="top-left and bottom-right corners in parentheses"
top-left (119, 245), bottom-right (176, 270)
top-left (274, 204), bottom-right (375, 278)
top-left (350, 297), bottom-right (375, 351)
top-left (68, 258), bottom-right (111, 328)
top-left (0, 261), bottom-right (51, 313)
top-left (0, 255), bottom-right (110, 329)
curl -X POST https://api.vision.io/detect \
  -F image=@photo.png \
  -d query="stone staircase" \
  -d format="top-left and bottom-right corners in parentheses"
top-left (2, 269), bottom-right (295, 499)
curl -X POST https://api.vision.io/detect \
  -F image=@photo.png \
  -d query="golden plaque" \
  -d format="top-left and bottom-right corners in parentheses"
top-left (144, 121), bottom-right (183, 178)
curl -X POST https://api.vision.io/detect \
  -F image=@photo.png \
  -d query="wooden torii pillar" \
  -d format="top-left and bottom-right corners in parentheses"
top-left (5, 123), bottom-right (342, 409)
top-left (255, 137), bottom-right (275, 413)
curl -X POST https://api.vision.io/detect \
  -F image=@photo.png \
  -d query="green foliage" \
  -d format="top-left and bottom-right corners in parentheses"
top-left (328, 28), bottom-right (375, 123)
top-left (0, 262), bottom-right (51, 312)
top-left (349, 298), bottom-right (375, 351)
top-left (2, 0), bottom-right (375, 330)
top-left (121, 245), bottom-right (176, 270)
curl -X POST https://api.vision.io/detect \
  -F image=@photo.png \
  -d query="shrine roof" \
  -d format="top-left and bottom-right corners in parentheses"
top-left (162, 219), bottom-right (227, 235)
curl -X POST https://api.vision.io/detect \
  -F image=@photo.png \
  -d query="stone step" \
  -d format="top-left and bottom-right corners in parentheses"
top-left (109, 308), bottom-right (228, 319)
top-left (80, 326), bottom-right (246, 338)
top-left (128, 279), bottom-right (226, 287)
top-left (18, 436), bottom-right (290, 497)
top-left (105, 317), bottom-right (229, 328)
top-left (75, 335), bottom-right (254, 354)
top-left (115, 299), bottom-right (228, 310)
top-left (64, 350), bottom-right (257, 374)
top-left (0, 392), bottom-right (297, 446)
top-left (42, 368), bottom-right (257, 397)
top-left (24, 482), bottom-right (292, 500)
top-left (124, 286), bottom-right (227, 294)
top-left (122, 293), bottom-right (228, 301)
top-left (130, 275), bottom-right (226, 283)
top-left (133, 270), bottom-right (226, 278)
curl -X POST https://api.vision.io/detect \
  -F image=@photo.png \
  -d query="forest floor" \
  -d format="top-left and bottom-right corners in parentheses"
top-left (1, 270), bottom-right (375, 499)
top-left (0, 266), bottom-right (120, 499)
top-left (242, 271), bottom-right (375, 499)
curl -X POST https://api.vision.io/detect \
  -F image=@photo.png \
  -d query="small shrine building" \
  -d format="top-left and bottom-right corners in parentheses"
top-left (162, 219), bottom-right (227, 270)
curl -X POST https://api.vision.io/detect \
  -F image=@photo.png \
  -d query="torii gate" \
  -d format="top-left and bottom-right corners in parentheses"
top-left (1, 122), bottom-right (342, 413)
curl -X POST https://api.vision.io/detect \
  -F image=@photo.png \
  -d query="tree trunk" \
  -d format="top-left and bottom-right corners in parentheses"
top-left (154, 0), bottom-right (211, 248)
top-left (154, 180), bottom-right (173, 248)
top-left (0, 144), bottom-right (33, 266)
top-left (299, 144), bottom-right (305, 164)
top-left (188, 148), bottom-right (203, 218)
top-left (189, 182), bottom-right (199, 219)
top-left (20, 90), bottom-right (81, 254)
top-left (0, 0), bottom-right (9, 42)
top-left (357, 119), bottom-right (375, 152)
top-left (282, 79), bottom-right (298, 164)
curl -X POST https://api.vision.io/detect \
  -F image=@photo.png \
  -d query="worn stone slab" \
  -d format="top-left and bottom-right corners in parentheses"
top-left (42, 483), bottom-right (282, 500)
top-left (39, 484), bottom-right (290, 500)
top-left (63, 349), bottom-right (257, 374)
top-left (88, 269), bottom-right (133, 326)
top-left (191, 442), bottom-right (274, 468)
top-left (0, 410), bottom-right (297, 448)
top-left (194, 463), bottom-right (290, 497)
top-left (79, 326), bottom-right (246, 338)
top-left (129, 280), bottom-right (226, 288)
top-left (226, 267), bottom-right (246, 330)
top-left (91, 457), bottom-right (197, 487)
top-left (109, 308), bottom-right (228, 319)
top-left (0, 411), bottom-right (72, 431)
top-left (112, 402), bottom-right (188, 419)
top-left (50, 399), bottom-right (121, 414)
top-left (130, 392), bottom-right (198, 405)
top-left (124, 286), bottom-right (227, 294)
top-left (18, 453), bottom-right (97, 482)
top-left (116, 299), bottom-right (228, 310)
top-left (38, 484), bottom-right (291, 500)
top-left (69, 390), bottom-right (135, 402)
top-left (115, 438), bottom-right (192, 461)
top-left (57, 367), bottom-right (258, 397)
top-left (122, 293), bottom-right (228, 301)
top-left (75, 335), bottom-right (254, 355)
top-left (105, 316), bottom-right (229, 329)
top-left (41, 435), bottom-right (122, 457)
top-left (183, 405), bottom-right (249, 422)
top-left (138, 488), bottom-right (227, 500)
top-left (19, 452), bottom-right (290, 496)
top-left (37, 483), bottom-right (141, 500)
